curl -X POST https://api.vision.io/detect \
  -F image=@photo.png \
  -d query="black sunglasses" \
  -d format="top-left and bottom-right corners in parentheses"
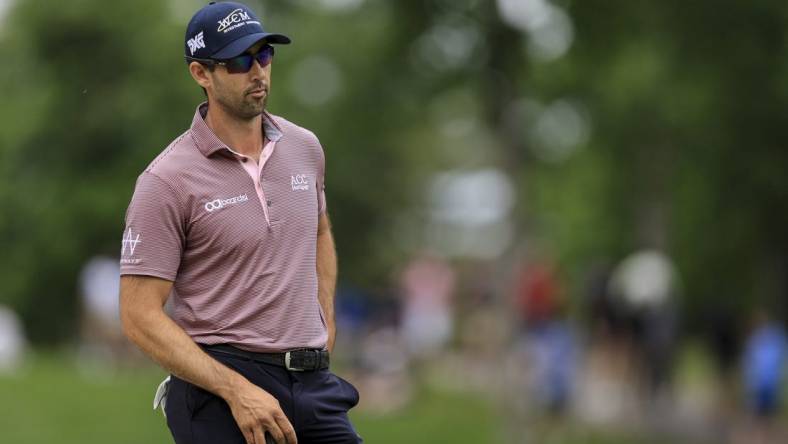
top-left (186, 44), bottom-right (275, 74)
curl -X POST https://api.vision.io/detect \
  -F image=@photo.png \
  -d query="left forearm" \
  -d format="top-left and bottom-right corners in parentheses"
top-left (316, 214), bottom-right (337, 352)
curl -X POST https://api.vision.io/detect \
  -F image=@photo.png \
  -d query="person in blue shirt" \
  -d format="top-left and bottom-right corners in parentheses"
top-left (743, 310), bottom-right (787, 417)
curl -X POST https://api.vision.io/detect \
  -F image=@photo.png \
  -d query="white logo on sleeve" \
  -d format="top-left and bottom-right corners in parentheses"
top-left (204, 194), bottom-right (249, 212)
top-left (121, 228), bottom-right (141, 255)
top-left (291, 174), bottom-right (309, 191)
top-left (121, 228), bottom-right (142, 264)
top-left (187, 31), bottom-right (205, 55)
top-left (217, 9), bottom-right (257, 33)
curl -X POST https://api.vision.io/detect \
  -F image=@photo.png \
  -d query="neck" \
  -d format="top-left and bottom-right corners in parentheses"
top-left (204, 101), bottom-right (264, 160)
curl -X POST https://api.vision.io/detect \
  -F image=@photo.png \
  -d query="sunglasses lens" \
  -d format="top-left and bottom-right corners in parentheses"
top-left (255, 45), bottom-right (275, 67)
top-left (225, 54), bottom-right (254, 73)
top-left (222, 45), bottom-right (275, 73)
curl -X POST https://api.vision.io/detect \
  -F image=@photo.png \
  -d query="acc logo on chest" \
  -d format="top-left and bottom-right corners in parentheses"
top-left (291, 174), bottom-right (309, 191)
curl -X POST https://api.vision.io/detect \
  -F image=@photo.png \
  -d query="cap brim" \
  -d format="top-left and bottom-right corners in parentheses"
top-left (212, 32), bottom-right (291, 59)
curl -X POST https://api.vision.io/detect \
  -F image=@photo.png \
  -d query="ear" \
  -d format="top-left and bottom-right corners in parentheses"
top-left (188, 61), bottom-right (212, 90)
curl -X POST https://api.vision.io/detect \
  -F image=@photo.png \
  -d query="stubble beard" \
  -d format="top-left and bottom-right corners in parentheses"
top-left (216, 91), bottom-right (267, 121)
top-left (213, 78), bottom-right (268, 121)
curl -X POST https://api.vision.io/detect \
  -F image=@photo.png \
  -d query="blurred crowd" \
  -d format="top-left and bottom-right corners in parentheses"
top-left (329, 247), bottom-right (786, 444)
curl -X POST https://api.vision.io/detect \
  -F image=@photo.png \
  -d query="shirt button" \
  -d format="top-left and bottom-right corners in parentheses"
top-left (267, 200), bottom-right (272, 207)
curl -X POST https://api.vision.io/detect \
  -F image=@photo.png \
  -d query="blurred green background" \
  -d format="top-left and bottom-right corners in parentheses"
top-left (1, 0), bottom-right (788, 443)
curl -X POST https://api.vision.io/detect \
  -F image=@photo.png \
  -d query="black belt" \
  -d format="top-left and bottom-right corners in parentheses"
top-left (203, 344), bottom-right (330, 372)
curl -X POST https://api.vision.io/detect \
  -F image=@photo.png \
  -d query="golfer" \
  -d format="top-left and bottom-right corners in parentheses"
top-left (118, 2), bottom-right (361, 443)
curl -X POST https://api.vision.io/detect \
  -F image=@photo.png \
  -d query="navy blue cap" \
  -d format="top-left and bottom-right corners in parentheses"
top-left (185, 1), bottom-right (290, 60)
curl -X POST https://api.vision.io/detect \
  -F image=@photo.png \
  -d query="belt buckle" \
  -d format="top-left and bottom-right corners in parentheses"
top-left (285, 349), bottom-right (319, 371)
top-left (285, 350), bottom-right (305, 371)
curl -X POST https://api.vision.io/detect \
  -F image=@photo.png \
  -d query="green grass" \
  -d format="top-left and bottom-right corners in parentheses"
top-left (0, 353), bottom-right (171, 443)
top-left (0, 351), bottom-right (678, 444)
top-left (0, 352), bottom-right (504, 443)
top-left (352, 387), bottom-right (504, 443)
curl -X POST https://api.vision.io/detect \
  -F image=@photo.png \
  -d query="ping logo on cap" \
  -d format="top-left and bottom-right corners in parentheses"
top-left (187, 31), bottom-right (205, 55)
top-left (217, 8), bottom-right (256, 33)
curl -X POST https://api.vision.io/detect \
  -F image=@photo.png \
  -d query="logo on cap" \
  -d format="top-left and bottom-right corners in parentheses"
top-left (187, 31), bottom-right (205, 55)
top-left (217, 8), bottom-right (256, 33)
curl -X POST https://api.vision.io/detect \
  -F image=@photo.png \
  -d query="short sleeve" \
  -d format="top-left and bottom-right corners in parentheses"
top-left (119, 172), bottom-right (185, 281)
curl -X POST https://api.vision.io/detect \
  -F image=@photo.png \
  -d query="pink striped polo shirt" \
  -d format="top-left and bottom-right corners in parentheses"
top-left (120, 103), bottom-right (328, 352)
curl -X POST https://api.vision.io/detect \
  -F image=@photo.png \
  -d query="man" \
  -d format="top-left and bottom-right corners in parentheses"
top-left (118, 2), bottom-right (362, 443)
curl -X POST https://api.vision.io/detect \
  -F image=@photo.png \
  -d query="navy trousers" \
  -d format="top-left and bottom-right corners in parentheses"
top-left (165, 349), bottom-right (363, 443)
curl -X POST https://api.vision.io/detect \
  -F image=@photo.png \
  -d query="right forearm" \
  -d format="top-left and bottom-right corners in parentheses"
top-left (121, 305), bottom-right (245, 399)
top-left (119, 275), bottom-right (297, 443)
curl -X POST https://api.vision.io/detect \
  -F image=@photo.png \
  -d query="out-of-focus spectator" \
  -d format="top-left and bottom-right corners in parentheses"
top-left (704, 304), bottom-right (742, 437)
top-left (584, 260), bottom-right (620, 338)
top-left (399, 252), bottom-right (456, 358)
top-left (334, 284), bottom-right (373, 369)
top-left (576, 250), bottom-right (680, 429)
top-left (78, 255), bottom-right (136, 365)
top-left (708, 306), bottom-right (742, 383)
top-left (336, 285), bottom-right (371, 336)
top-left (524, 319), bottom-right (578, 415)
top-left (334, 284), bottom-right (412, 413)
top-left (576, 259), bottom-right (637, 426)
top-left (512, 258), bottom-right (578, 416)
top-left (356, 326), bottom-right (412, 413)
top-left (0, 305), bottom-right (26, 372)
top-left (740, 308), bottom-right (787, 444)
top-left (80, 256), bottom-right (121, 328)
top-left (609, 249), bottom-right (680, 403)
top-left (515, 260), bottom-right (561, 328)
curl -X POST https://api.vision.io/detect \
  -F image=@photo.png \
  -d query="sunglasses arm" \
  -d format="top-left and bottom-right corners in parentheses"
top-left (184, 56), bottom-right (222, 67)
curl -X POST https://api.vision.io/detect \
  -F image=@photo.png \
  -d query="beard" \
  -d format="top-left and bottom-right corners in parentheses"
top-left (213, 80), bottom-right (268, 121)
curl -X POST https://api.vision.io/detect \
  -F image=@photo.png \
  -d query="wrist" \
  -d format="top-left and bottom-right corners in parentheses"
top-left (215, 368), bottom-right (249, 402)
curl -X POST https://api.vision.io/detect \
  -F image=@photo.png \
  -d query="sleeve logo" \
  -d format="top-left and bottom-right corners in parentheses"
top-left (120, 228), bottom-right (142, 265)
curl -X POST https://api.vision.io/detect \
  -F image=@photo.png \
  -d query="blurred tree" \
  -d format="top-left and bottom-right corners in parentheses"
top-left (0, 0), bottom-right (195, 342)
top-left (509, 0), bottom-right (788, 327)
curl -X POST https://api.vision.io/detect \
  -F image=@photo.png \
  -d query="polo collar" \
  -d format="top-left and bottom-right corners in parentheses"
top-left (191, 102), bottom-right (283, 158)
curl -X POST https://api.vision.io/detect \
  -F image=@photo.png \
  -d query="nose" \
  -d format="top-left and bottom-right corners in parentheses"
top-left (248, 57), bottom-right (269, 81)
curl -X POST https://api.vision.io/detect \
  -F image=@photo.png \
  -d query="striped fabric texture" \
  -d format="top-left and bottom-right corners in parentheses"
top-left (120, 103), bottom-right (328, 352)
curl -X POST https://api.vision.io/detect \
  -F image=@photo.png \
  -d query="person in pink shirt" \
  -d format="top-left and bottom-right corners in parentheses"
top-left (118, 2), bottom-right (361, 443)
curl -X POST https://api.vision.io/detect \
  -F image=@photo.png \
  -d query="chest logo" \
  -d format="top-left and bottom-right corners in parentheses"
top-left (291, 174), bottom-right (309, 191)
top-left (204, 194), bottom-right (249, 212)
